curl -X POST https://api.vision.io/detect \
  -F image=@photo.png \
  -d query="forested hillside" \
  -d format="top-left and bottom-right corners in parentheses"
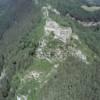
top-left (0, 0), bottom-right (100, 100)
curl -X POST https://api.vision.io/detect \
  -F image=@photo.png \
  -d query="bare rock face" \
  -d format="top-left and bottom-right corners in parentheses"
top-left (45, 19), bottom-right (72, 43)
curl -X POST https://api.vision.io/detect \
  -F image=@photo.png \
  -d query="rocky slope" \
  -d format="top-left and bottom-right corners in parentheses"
top-left (0, 0), bottom-right (100, 100)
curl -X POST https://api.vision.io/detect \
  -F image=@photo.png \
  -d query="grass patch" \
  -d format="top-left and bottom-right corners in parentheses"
top-left (30, 58), bottom-right (53, 72)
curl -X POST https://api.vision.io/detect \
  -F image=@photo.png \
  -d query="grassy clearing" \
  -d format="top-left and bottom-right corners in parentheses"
top-left (11, 58), bottom-right (53, 100)
top-left (15, 58), bottom-right (54, 100)
top-left (29, 58), bottom-right (53, 72)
